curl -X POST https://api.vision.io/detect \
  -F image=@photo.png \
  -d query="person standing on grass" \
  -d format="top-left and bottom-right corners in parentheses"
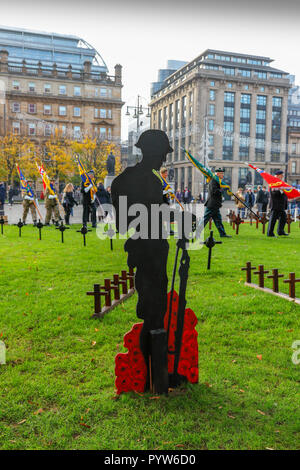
top-left (45, 179), bottom-right (60, 226)
top-left (22, 179), bottom-right (37, 226)
top-left (267, 170), bottom-right (288, 237)
top-left (245, 188), bottom-right (255, 217)
top-left (81, 169), bottom-right (97, 228)
top-left (202, 168), bottom-right (231, 238)
top-left (255, 185), bottom-right (264, 214)
top-left (262, 186), bottom-right (269, 213)
top-left (235, 188), bottom-right (246, 218)
top-left (62, 183), bottom-right (78, 225)
top-left (0, 182), bottom-right (6, 216)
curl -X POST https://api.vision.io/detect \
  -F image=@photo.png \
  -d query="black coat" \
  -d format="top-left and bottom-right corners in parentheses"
top-left (269, 189), bottom-right (288, 211)
top-left (204, 179), bottom-right (222, 209)
top-left (0, 185), bottom-right (6, 204)
top-left (63, 191), bottom-right (78, 208)
top-left (256, 189), bottom-right (264, 204)
top-left (81, 181), bottom-right (94, 205)
top-left (96, 184), bottom-right (110, 206)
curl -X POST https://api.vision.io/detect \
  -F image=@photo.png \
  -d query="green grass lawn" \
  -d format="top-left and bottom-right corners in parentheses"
top-left (0, 221), bottom-right (299, 450)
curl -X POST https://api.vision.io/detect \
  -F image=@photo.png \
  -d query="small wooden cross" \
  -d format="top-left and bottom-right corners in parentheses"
top-left (254, 265), bottom-right (269, 288)
top-left (260, 213), bottom-right (268, 235)
top-left (232, 212), bottom-right (236, 231)
top-left (209, 218), bottom-right (212, 230)
top-left (86, 284), bottom-right (102, 315)
top-left (255, 211), bottom-right (260, 229)
top-left (119, 270), bottom-right (129, 295)
top-left (111, 274), bottom-right (121, 301)
top-left (267, 268), bottom-right (284, 293)
top-left (286, 211), bottom-right (293, 234)
top-left (241, 261), bottom-right (257, 283)
top-left (283, 272), bottom-right (300, 299)
top-left (234, 214), bottom-right (243, 235)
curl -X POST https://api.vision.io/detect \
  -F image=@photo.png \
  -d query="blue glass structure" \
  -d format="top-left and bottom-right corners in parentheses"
top-left (0, 25), bottom-right (108, 73)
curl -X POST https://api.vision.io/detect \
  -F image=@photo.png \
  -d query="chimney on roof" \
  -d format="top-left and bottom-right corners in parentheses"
top-left (0, 50), bottom-right (8, 72)
top-left (114, 64), bottom-right (122, 86)
top-left (84, 60), bottom-right (91, 79)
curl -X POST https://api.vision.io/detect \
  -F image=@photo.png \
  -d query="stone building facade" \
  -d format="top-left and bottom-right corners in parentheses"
top-left (0, 26), bottom-right (123, 148)
top-left (150, 49), bottom-right (291, 196)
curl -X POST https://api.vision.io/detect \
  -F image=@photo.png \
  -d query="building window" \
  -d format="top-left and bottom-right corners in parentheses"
top-left (12, 102), bottom-right (20, 113)
top-left (276, 88), bottom-right (281, 93)
top-left (100, 87), bottom-right (107, 97)
top-left (209, 104), bottom-right (215, 116)
top-left (74, 86), bottom-right (81, 96)
top-left (61, 125), bottom-right (67, 136)
top-left (44, 124), bottom-right (52, 137)
top-left (244, 85), bottom-right (249, 90)
top-left (59, 106), bottom-right (67, 116)
top-left (108, 128), bottom-right (112, 140)
top-left (209, 134), bottom-right (214, 146)
top-left (208, 120), bottom-right (214, 131)
top-left (257, 95), bottom-right (267, 106)
top-left (210, 81), bottom-right (215, 87)
top-left (12, 81), bottom-right (20, 90)
top-left (272, 97), bottom-right (282, 108)
top-left (44, 83), bottom-right (51, 93)
top-left (240, 122), bottom-right (250, 134)
top-left (224, 92), bottom-right (235, 103)
top-left (59, 85), bottom-right (67, 95)
top-left (73, 107), bottom-right (81, 117)
top-left (12, 121), bottom-right (20, 134)
top-left (28, 103), bottom-right (36, 114)
top-left (224, 106), bottom-right (234, 117)
top-left (44, 104), bottom-right (51, 115)
top-left (209, 90), bottom-right (215, 101)
top-left (291, 161), bottom-right (297, 174)
top-left (99, 127), bottom-right (106, 139)
top-left (292, 143), bottom-right (297, 154)
top-left (28, 82), bottom-right (36, 92)
top-left (239, 69), bottom-right (251, 77)
top-left (28, 123), bottom-right (36, 136)
top-left (223, 67), bottom-right (235, 76)
top-left (73, 126), bottom-right (81, 138)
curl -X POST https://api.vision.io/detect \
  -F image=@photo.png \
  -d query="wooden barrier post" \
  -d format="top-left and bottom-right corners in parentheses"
top-left (284, 272), bottom-right (300, 299)
top-left (254, 265), bottom-right (269, 288)
top-left (241, 262), bottom-right (256, 283)
top-left (267, 269), bottom-right (284, 293)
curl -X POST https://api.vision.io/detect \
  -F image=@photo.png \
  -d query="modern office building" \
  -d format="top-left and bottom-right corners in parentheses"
top-left (151, 60), bottom-right (187, 97)
top-left (150, 49), bottom-right (291, 196)
top-left (0, 25), bottom-right (124, 148)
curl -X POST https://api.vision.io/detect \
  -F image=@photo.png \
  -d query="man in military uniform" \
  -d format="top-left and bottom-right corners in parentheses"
top-left (45, 179), bottom-right (60, 226)
top-left (267, 170), bottom-right (288, 237)
top-left (22, 179), bottom-right (37, 225)
top-left (203, 168), bottom-right (231, 238)
top-left (81, 170), bottom-right (97, 228)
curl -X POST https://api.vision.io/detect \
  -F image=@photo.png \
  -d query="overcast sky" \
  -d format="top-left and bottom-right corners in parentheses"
top-left (1, 0), bottom-right (299, 139)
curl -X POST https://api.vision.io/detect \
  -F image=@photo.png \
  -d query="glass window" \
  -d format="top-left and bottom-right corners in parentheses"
top-left (241, 94), bottom-right (251, 104)
top-left (59, 106), bottom-right (67, 116)
top-left (208, 120), bottom-right (214, 131)
top-left (256, 109), bottom-right (266, 120)
top-left (209, 104), bottom-right (215, 116)
top-left (209, 134), bottom-right (214, 146)
top-left (240, 122), bottom-right (250, 133)
top-left (44, 104), bottom-right (51, 115)
top-left (73, 126), bottom-right (81, 138)
top-left (257, 95), bottom-right (267, 106)
top-left (28, 103), bottom-right (36, 113)
top-left (100, 109), bottom-right (106, 118)
top-left (100, 88), bottom-right (107, 97)
top-left (209, 90), bottom-right (215, 101)
top-left (73, 107), bottom-right (81, 117)
top-left (260, 87), bottom-right (265, 92)
top-left (44, 83), bottom-right (51, 93)
top-left (59, 85), bottom-right (66, 95)
top-left (28, 82), bottom-right (36, 92)
top-left (244, 85), bottom-right (249, 90)
top-left (240, 108), bottom-right (250, 118)
top-left (256, 123), bottom-right (266, 134)
top-left (227, 83), bottom-right (233, 88)
top-left (224, 121), bottom-right (234, 133)
top-left (12, 102), bottom-right (20, 112)
top-left (100, 127), bottom-right (106, 138)
top-left (28, 123), bottom-right (36, 135)
top-left (12, 81), bottom-right (20, 90)
top-left (224, 106), bottom-right (234, 117)
top-left (74, 86), bottom-right (81, 96)
top-left (224, 92), bottom-right (235, 103)
top-left (44, 123), bottom-right (52, 136)
top-left (239, 69), bottom-right (251, 77)
top-left (272, 97), bottom-right (282, 107)
top-left (12, 121), bottom-right (20, 134)
top-left (210, 81), bottom-right (215, 87)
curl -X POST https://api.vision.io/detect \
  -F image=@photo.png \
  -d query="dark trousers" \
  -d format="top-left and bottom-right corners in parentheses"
top-left (203, 207), bottom-right (226, 236)
top-left (267, 210), bottom-right (286, 235)
top-left (83, 202), bottom-right (97, 227)
top-left (0, 202), bottom-right (4, 216)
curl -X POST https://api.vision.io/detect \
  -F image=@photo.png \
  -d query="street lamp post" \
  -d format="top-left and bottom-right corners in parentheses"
top-left (126, 95), bottom-right (151, 164)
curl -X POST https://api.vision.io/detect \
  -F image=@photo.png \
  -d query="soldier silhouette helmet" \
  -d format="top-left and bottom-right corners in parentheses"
top-left (135, 130), bottom-right (173, 155)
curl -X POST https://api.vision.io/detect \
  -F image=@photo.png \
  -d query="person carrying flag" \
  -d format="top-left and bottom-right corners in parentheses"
top-left (45, 179), bottom-right (60, 226)
top-left (267, 170), bottom-right (288, 237)
top-left (81, 169), bottom-right (97, 228)
top-left (22, 179), bottom-right (37, 226)
top-left (203, 167), bottom-right (231, 238)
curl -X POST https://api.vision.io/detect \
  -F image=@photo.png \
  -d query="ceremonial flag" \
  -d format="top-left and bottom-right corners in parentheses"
top-left (247, 164), bottom-right (300, 200)
top-left (153, 169), bottom-right (184, 210)
top-left (15, 164), bottom-right (34, 198)
top-left (76, 154), bottom-right (97, 201)
top-left (35, 162), bottom-right (55, 195)
top-left (185, 150), bottom-right (232, 195)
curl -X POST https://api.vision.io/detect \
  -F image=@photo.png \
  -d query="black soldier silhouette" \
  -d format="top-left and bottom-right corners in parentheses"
top-left (111, 130), bottom-right (177, 393)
